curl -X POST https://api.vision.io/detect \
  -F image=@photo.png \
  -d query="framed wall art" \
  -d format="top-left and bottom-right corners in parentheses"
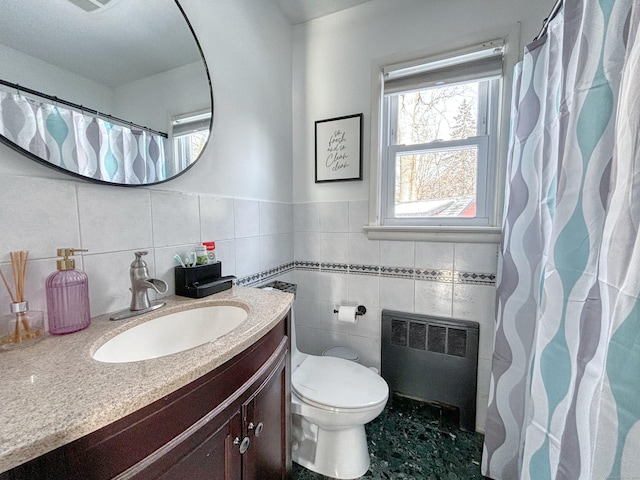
top-left (315, 113), bottom-right (363, 183)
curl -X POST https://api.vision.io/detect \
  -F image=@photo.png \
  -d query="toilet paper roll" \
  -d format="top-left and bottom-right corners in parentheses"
top-left (337, 306), bottom-right (358, 324)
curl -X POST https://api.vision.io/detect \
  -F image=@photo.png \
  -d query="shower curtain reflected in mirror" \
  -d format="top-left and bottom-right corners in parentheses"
top-left (482, 0), bottom-right (640, 478)
top-left (0, 91), bottom-right (167, 184)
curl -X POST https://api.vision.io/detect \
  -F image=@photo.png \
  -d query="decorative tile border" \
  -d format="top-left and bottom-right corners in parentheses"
top-left (453, 271), bottom-right (496, 285)
top-left (320, 262), bottom-right (348, 273)
top-left (236, 262), bottom-right (294, 287)
top-left (415, 268), bottom-right (453, 283)
top-left (294, 260), bottom-right (320, 271)
top-left (236, 260), bottom-right (496, 288)
top-left (348, 264), bottom-right (380, 276)
top-left (379, 266), bottom-right (414, 279)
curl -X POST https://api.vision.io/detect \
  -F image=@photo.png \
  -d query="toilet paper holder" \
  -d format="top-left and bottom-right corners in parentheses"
top-left (334, 305), bottom-right (367, 316)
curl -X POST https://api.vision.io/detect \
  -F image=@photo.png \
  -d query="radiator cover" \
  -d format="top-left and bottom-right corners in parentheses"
top-left (381, 310), bottom-right (479, 432)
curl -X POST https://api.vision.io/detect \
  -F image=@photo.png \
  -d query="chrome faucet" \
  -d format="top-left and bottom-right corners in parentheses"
top-left (110, 251), bottom-right (168, 321)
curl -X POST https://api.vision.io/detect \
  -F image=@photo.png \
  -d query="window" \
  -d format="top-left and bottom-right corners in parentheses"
top-left (171, 110), bottom-right (211, 175)
top-left (380, 42), bottom-right (503, 228)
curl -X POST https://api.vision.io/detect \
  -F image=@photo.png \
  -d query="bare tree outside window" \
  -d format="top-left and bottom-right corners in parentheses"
top-left (392, 82), bottom-right (480, 217)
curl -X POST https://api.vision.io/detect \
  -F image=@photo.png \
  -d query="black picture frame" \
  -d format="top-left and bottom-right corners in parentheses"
top-left (314, 113), bottom-right (363, 183)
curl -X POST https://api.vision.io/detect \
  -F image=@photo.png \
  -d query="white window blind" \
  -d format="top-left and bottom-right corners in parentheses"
top-left (172, 110), bottom-right (211, 137)
top-left (383, 41), bottom-right (504, 95)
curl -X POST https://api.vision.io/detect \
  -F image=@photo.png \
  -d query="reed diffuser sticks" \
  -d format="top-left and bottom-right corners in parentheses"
top-left (0, 250), bottom-right (42, 346)
top-left (0, 251), bottom-right (28, 302)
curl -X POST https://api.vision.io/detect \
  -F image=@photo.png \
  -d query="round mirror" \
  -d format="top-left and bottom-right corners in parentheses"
top-left (0, 0), bottom-right (212, 186)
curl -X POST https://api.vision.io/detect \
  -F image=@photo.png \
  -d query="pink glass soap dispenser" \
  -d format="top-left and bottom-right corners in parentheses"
top-left (46, 248), bottom-right (91, 335)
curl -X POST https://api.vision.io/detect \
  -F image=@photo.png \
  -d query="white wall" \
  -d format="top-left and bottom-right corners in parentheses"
top-left (167, 0), bottom-right (293, 201)
top-left (0, 43), bottom-right (114, 113)
top-left (289, 0), bottom-right (555, 432)
top-left (292, 0), bottom-right (554, 202)
top-left (113, 60), bottom-right (210, 135)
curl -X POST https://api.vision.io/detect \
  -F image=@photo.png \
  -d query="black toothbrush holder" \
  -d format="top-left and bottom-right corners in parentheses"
top-left (174, 262), bottom-right (235, 298)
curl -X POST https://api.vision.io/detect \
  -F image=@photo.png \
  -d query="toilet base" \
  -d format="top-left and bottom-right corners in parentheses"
top-left (292, 413), bottom-right (370, 479)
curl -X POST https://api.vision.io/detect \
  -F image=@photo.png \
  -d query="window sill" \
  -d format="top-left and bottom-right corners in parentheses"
top-left (363, 225), bottom-right (502, 243)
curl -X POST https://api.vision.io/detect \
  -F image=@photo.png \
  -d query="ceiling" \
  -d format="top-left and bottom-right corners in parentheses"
top-left (274, 0), bottom-right (372, 24)
top-left (0, 0), bottom-right (201, 89)
top-left (0, 0), bottom-right (372, 91)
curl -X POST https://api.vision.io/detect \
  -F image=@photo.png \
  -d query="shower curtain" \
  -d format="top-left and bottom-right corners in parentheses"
top-left (482, 0), bottom-right (640, 478)
top-left (0, 91), bottom-right (167, 184)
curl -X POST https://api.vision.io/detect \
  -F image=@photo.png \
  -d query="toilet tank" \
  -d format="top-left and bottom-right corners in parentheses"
top-left (381, 310), bottom-right (479, 432)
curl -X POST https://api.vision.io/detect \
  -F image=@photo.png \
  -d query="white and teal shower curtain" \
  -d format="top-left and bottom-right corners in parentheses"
top-left (0, 91), bottom-right (167, 184)
top-left (482, 0), bottom-right (640, 478)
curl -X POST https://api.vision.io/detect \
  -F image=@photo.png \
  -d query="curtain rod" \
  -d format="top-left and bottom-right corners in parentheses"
top-left (533, 0), bottom-right (563, 41)
top-left (0, 78), bottom-right (168, 138)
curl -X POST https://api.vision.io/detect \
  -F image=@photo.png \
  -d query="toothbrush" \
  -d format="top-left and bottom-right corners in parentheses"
top-left (174, 254), bottom-right (186, 268)
top-left (190, 252), bottom-right (196, 267)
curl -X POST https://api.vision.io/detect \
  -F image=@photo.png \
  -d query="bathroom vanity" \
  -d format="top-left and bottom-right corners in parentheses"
top-left (0, 287), bottom-right (292, 479)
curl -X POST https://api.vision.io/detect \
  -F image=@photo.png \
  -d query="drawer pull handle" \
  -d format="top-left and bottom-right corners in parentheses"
top-left (249, 421), bottom-right (264, 437)
top-left (233, 436), bottom-right (250, 454)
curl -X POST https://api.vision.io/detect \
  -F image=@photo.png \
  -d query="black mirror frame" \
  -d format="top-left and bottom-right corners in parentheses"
top-left (0, 0), bottom-right (214, 188)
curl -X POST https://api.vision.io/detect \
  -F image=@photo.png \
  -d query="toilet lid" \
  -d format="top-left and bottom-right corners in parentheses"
top-left (292, 356), bottom-right (389, 409)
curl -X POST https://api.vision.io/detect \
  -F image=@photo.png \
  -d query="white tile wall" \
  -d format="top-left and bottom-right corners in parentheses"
top-left (321, 233), bottom-right (349, 264)
top-left (214, 239), bottom-right (236, 277)
top-left (259, 201), bottom-right (280, 236)
top-left (348, 232), bottom-right (379, 265)
top-left (0, 175), bottom-right (294, 321)
top-left (454, 243), bottom-right (499, 273)
top-left (379, 277), bottom-right (415, 311)
top-left (235, 237), bottom-right (262, 277)
top-left (78, 184), bottom-right (153, 253)
top-left (294, 203), bottom-right (319, 232)
top-left (278, 203), bottom-right (294, 234)
top-left (234, 199), bottom-right (260, 238)
top-left (348, 200), bottom-right (368, 232)
top-left (415, 242), bottom-right (455, 270)
top-left (319, 201), bottom-right (348, 232)
top-left (259, 235), bottom-right (279, 271)
top-left (200, 195), bottom-right (235, 241)
top-left (294, 231), bottom-right (321, 262)
top-left (380, 240), bottom-right (415, 268)
top-left (0, 177), bottom-right (81, 258)
top-left (415, 280), bottom-right (454, 317)
top-left (347, 274), bottom-right (379, 308)
top-left (291, 199), bottom-right (500, 432)
top-left (151, 191), bottom-right (200, 247)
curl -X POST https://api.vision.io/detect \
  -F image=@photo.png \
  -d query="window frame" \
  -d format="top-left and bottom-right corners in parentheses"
top-left (170, 109), bottom-right (211, 173)
top-left (381, 48), bottom-right (501, 228)
top-left (366, 36), bottom-right (520, 243)
top-left (383, 136), bottom-right (491, 226)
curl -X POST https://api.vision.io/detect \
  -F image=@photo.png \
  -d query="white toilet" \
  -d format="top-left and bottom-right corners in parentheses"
top-left (290, 310), bottom-right (389, 479)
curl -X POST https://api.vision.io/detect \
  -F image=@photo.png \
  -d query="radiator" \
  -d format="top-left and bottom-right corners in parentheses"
top-left (381, 310), bottom-right (479, 432)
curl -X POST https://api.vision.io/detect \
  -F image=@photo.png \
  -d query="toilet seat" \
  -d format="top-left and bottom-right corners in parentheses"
top-left (292, 356), bottom-right (388, 410)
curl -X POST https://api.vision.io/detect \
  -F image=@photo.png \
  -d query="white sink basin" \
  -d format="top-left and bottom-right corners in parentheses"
top-left (93, 305), bottom-right (248, 363)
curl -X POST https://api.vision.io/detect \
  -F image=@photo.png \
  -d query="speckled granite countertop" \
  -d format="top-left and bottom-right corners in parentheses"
top-left (0, 286), bottom-right (293, 473)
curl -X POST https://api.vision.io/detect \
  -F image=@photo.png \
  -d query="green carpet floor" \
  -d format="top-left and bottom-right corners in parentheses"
top-left (292, 395), bottom-right (487, 480)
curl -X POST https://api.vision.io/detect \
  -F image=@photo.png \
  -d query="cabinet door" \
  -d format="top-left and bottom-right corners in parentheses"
top-left (243, 352), bottom-right (289, 479)
top-left (134, 410), bottom-right (243, 480)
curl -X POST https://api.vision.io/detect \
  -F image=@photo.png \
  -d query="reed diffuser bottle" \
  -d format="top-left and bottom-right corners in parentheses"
top-left (46, 248), bottom-right (91, 335)
top-left (0, 250), bottom-right (45, 349)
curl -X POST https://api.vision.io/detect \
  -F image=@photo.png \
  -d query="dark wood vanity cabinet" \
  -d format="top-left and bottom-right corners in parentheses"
top-left (1, 315), bottom-right (291, 480)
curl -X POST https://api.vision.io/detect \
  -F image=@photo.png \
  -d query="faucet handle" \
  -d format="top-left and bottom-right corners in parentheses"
top-left (131, 251), bottom-right (149, 268)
